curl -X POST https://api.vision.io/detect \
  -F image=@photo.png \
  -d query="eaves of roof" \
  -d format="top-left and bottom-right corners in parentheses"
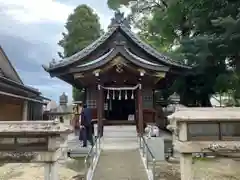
top-left (0, 75), bottom-right (41, 95)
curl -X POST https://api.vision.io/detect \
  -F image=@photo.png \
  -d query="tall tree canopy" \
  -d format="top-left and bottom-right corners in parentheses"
top-left (107, 0), bottom-right (240, 106)
top-left (58, 5), bottom-right (102, 101)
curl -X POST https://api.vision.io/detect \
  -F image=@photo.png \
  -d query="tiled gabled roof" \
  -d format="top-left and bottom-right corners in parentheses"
top-left (0, 46), bottom-right (24, 84)
top-left (0, 68), bottom-right (5, 77)
top-left (44, 23), bottom-right (191, 71)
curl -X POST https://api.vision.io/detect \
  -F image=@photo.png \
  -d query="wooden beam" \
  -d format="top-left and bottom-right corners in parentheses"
top-left (154, 72), bottom-right (166, 84)
top-left (73, 73), bottom-right (84, 79)
top-left (138, 69), bottom-right (146, 77)
top-left (155, 72), bottom-right (166, 78)
top-left (93, 69), bottom-right (101, 77)
top-left (101, 56), bottom-right (125, 72)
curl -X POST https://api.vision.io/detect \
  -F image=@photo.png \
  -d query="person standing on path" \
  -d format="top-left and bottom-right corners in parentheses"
top-left (71, 105), bottom-right (79, 136)
top-left (77, 102), bottom-right (84, 143)
top-left (71, 102), bottom-right (83, 138)
top-left (81, 104), bottom-right (94, 147)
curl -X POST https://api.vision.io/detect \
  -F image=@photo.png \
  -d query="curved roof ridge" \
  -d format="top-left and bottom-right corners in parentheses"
top-left (72, 47), bottom-right (169, 72)
top-left (119, 24), bottom-right (190, 69)
top-left (124, 47), bottom-right (163, 67)
top-left (77, 48), bottom-right (115, 68)
top-left (46, 26), bottom-right (118, 70)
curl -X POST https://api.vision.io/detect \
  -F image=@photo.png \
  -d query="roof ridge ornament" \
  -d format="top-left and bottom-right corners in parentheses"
top-left (49, 58), bottom-right (56, 67)
top-left (109, 10), bottom-right (130, 29)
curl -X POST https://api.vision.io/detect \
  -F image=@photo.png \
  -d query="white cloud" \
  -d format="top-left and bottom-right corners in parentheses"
top-left (0, 0), bottom-right (112, 30)
top-left (0, 0), bottom-right (114, 102)
top-left (0, 0), bottom-right (112, 47)
top-left (0, 0), bottom-right (74, 23)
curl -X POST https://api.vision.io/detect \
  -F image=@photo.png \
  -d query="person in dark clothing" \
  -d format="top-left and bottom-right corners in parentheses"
top-left (81, 104), bottom-right (94, 147)
top-left (59, 116), bottom-right (64, 123)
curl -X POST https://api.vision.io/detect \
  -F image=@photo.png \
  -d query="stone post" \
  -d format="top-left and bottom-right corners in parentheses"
top-left (0, 121), bottom-right (72, 180)
top-left (44, 162), bottom-right (59, 180)
top-left (44, 163), bottom-right (51, 180)
top-left (178, 122), bottom-right (192, 179)
top-left (180, 154), bottom-right (192, 180)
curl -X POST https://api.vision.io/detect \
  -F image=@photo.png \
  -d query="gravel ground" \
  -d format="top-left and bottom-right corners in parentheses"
top-left (0, 158), bottom-right (85, 180)
top-left (0, 133), bottom-right (86, 180)
top-left (1, 156), bottom-right (240, 180)
top-left (156, 158), bottom-right (240, 180)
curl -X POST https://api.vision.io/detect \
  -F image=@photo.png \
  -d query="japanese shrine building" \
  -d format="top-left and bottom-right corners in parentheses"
top-left (43, 12), bottom-right (190, 135)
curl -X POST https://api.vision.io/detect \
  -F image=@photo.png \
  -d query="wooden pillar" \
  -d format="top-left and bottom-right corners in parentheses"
top-left (84, 88), bottom-right (87, 103)
top-left (97, 84), bottom-right (104, 137)
top-left (152, 89), bottom-right (155, 109)
top-left (135, 93), bottom-right (139, 132)
top-left (22, 100), bottom-right (28, 120)
top-left (138, 84), bottom-right (144, 135)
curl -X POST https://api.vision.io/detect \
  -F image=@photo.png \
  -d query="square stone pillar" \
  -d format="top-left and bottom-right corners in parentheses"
top-left (180, 153), bottom-right (192, 180)
top-left (44, 161), bottom-right (59, 180)
top-left (0, 121), bottom-right (72, 180)
top-left (178, 122), bottom-right (193, 180)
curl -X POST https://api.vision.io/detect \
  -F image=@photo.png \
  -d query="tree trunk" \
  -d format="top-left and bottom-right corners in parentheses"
top-left (199, 94), bottom-right (212, 107)
top-left (180, 92), bottom-right (196, 107)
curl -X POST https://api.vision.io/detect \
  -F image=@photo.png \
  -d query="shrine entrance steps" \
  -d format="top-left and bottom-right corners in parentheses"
top-left (92, 125), bottom-right (148, 180)
top-left (101, 125), bottom-right (138, 150)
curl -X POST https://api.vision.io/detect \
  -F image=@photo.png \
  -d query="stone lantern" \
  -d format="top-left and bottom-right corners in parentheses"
top-left (168, 107), bottom-right (240, 180)
top-left (168, 92), bottom-right (180, 104)
top-left (0, 120), bottom-right (73, 180)
top-left (59, 92), bottom-right (68, 106)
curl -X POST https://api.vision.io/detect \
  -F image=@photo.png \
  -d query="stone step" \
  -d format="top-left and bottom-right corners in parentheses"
top-left (104, 135), bottom-right (137, 138)
top-left (102, 137), bottom-right (138, 142)
top-left (104, 137), bottom-right (137, 140)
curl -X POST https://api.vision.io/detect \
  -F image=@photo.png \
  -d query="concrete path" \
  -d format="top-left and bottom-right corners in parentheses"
top-left (91, 125), bottom-right (148, 180)
top-left (92, 150), bottom-right (148, 180)
top-left (101, 125), bottom-right (139, 150)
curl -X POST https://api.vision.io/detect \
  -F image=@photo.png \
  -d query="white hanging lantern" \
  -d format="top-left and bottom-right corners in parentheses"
top-left (113, 90), bottom-right (115, 100)
top-left (107, 89), bottom-right (110, 99)
top-left (131, 90), bottom-right (134, 99)
top-left (125, 90), bottom-right (128, 100)
top-left (119, 90), bottom-right (121, 100)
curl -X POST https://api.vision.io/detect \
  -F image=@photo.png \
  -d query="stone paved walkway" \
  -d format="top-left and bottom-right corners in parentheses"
top-left (92, 125), bottom-right (148, 180)
top-left (92, 150), bottom-right (148, 180)
top-left (101, 125), bottom-right (139, 150)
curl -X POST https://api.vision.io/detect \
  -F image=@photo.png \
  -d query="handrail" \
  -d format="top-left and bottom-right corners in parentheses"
top-left (139, 136), bottom-right (156, 180)
top-left (84, 135), bottom-right (101, 171)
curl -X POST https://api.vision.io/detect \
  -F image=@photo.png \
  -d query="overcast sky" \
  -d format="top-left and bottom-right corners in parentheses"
top-left (0, 0), bottom-right (114, 103)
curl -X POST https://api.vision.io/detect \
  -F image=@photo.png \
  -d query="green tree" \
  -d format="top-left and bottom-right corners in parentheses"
top-left (58, 5), bottom-right (102, 101)
top-left (107, 0), bottom-right (240, 107)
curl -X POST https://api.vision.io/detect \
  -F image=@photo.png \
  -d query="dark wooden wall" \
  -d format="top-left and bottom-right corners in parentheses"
top-left (0, 95), bottom-right (43, 121)
top-left (0, 95), bottom-right (23, 121)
